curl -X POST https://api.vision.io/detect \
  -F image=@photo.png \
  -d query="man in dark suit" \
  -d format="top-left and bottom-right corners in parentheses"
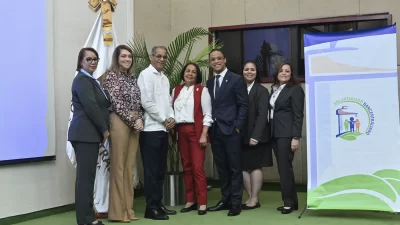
top-left (68, 47), bottom-right (110, 225)
top-left (206, 49), bottom-right (248, 216)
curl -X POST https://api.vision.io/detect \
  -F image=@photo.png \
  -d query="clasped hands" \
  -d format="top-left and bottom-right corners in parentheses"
top-left (130, 111), bottom-right (143, 132)
top-left (164, 117), bottom-right (175, 130)
top-left (134, 119), bottom-right (143, 132)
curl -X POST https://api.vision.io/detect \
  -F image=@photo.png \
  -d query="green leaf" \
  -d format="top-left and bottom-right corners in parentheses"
top-left (183, 40), bottom-right (194, 64)
top-left (308, 174), bottom-right (397, 202)
top-left (374, 169), bottom-right (400, 180)
top-left (386, 179), bottom-right (400, 196)
top-left (195, 59), bottom-right (210, 68)
top-left (307, 192), bottom-right (393, 212)
top-left (339, 132), bottom-right (362, 141)
top-left (127, 33), bottom-right (151, 77)
top-left (191, 39), bottom-right (224, 63)
top-left (164, 27), bottom-right (210, 77)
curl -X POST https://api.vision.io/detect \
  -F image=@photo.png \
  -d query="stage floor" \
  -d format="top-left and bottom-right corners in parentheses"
top-left (12, 189), bottom-right (400, 225)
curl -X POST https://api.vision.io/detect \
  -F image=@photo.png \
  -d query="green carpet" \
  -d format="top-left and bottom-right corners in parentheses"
top-left (10, 189), bottom-right (400, 225)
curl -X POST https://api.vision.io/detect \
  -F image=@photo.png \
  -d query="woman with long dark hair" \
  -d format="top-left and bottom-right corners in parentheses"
top-left (269, 63), bottom-right (304, 214)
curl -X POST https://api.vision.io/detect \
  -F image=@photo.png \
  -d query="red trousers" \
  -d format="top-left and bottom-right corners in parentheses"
top-left (177, 123), bottom-right (207, 205)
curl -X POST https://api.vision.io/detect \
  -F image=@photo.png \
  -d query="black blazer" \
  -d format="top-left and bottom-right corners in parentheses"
top-left (68, 72), bottom-right (110, 143)
top-left (270, 84), bottom-right (304, 138)
top-left (206, 70), bottom-right (248, 135)
top-left (243, 82), bottom-right (270, 144)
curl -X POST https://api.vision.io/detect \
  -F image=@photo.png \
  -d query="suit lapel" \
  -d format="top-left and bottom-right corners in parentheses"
top-left (275, 85), bottom-right (289, 109)
top-left (248, 83), bottom-right (257, 106)
top-left (209, 78), bottom-right (215, 101)
top-left (216, 71), bottom-right (230, 102)
top-left (80, 72), bottom-right (108, 101)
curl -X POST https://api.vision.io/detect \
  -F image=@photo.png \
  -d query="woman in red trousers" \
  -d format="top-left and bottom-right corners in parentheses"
top-left (171, 63), bottom-right (213, 215)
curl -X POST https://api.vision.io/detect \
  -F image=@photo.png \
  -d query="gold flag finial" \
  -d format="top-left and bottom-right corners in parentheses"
top-left (88, 0), bottom-right (117, 46)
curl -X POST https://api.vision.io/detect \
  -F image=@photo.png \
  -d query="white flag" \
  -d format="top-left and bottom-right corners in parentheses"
top-left (66, 13), bottom-right (139, 214)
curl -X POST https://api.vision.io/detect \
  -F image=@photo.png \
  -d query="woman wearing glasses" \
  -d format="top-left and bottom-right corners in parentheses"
top-left (68, 47), bottom-right (110, 225)
top-left (103, 45), bottom-right (144, 222)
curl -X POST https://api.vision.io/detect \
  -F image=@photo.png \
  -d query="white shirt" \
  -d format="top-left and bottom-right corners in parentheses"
top-left (269, 84), bottom-right (286, 119)
top-left (214, 67), bottom-right (228, 96)
top-left (172, 85), bottom-right (213, 126)
top-left (137, 65), bottom-right (175, 132)
top-left (247, 81), bottom-right (255, 94)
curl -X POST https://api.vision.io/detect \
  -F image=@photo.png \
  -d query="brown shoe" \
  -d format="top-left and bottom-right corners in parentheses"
top-left (96, 213), bottom-right (108, 219)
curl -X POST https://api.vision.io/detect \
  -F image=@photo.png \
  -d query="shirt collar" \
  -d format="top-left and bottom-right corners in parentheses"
top-left (273, 83), bottom-right (286, 92)
top-left (80, 68), bottom-right (95, 79)
top-left (148, 64), bottom-right (164, 76)
top-left (80, 69), bottom-right (101, 86)
top-left (247, 81), bottom-right (255, 93)
top-left (214, 67), bottom-right (228, 79)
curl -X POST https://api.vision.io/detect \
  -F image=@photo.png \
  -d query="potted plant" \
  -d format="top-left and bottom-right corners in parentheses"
top-left (127, 27), bottom-right (223, 206)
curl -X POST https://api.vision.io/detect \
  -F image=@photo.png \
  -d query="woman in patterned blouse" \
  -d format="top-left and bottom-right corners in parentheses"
top-left (103, 45), bottom-right (144, 222)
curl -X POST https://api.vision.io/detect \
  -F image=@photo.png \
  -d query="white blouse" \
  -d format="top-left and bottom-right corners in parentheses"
top-left (171, 85), bottom-right (213, 126)
top-left (247, 81), bottom-right (255, 94)
top-left (269, 84), bottom-right (286, 119)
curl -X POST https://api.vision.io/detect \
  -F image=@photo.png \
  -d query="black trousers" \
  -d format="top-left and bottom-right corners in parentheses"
top-left (211, 124), bottom-right (243, 206)
top-left (272, 137), bottom-right (298, 206)
top-left (71, 141), bottom-right (99, 225)
top-left (139, 131), bottom-right (169, 209)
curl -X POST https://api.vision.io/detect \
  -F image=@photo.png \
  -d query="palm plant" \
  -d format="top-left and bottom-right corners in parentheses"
top-left (127, 27), bottom-right (223, 173)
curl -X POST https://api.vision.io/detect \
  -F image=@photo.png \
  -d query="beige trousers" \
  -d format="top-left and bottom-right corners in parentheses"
top-left (108, 113), bottom-right (139, 220)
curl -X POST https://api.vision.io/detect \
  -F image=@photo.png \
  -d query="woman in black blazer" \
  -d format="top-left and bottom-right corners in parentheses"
top-left (269, 63), bottom-right (304, 214)
top-left (241, 61), bottom-right (273, 210)
top-left (68, 47), bottom-right (110, 225)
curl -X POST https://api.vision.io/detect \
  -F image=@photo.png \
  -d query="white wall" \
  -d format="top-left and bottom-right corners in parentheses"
top-left (0, 0), bottom-right (134, 219)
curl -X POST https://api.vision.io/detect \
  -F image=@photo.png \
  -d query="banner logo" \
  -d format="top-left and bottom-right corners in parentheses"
top-left (334, 97), bottom-right (375, 141)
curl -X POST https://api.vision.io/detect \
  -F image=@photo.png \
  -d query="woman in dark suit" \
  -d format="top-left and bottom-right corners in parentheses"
top-left (269, 62), bottom-right (304, 214)
top-left (68, 47), bottom-right (110, 225)
top-left (241, 60), bottom-right (273, 210)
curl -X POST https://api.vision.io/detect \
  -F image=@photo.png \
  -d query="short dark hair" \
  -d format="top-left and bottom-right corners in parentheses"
top-left (209, 49), bottom-right (225, 58)
top-left (109, 45), bottom-right (134, 75)
top-left (76, 47), bottom-right (99, 71)
top-left (271, 62), bottom-right (299, 88)
top-left (243, 60), bottom-right (260, 83)
top-left (180, 63), bottom-right (202, 84)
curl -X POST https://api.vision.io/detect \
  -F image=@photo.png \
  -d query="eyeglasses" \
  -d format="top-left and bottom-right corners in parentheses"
top-left (85, 57), bottom-right (100, 64)
top-left (152, 54), bottom-right (167, 60)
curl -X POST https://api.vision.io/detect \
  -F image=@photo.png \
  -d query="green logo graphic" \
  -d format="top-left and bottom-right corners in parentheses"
top-left (334, 97), bottom-right (375, 141)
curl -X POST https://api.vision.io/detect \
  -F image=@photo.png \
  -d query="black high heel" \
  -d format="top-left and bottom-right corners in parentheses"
top-left (242, 202), bottom-right (261, 210)
top-left (277, 203), bottom-right (298, 211)
top-left (180, 203), bottom-right (197, 213)
top-left (198, 208), bottom-right (207, 215)
top-left (281, 206), bottom-right (294, 214)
